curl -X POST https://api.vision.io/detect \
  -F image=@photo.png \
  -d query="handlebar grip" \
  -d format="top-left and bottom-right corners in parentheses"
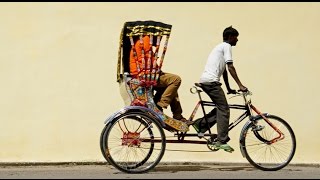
top-left (238, 88), bottom-right (248, 93)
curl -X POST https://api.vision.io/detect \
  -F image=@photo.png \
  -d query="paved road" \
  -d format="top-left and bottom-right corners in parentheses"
top-left (0, 163), bottom-right (319, 179)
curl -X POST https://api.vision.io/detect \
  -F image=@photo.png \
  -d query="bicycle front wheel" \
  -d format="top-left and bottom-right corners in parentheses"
top-left (240, 114), bottom-right (296, 171)
top-left (100, 112), bottom-right (166, 173)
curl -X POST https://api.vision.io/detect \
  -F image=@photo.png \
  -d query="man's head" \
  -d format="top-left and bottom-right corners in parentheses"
top-left (223, 26), bottom-right (239, 46)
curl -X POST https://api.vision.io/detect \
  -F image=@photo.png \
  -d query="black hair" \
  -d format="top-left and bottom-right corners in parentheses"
top-left (223, 26), bottom-right (239, 41)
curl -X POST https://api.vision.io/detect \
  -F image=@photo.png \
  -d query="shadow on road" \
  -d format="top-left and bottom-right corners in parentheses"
top-left (152, 165), bottom-right (255, 173)
top-left (150, 165), bottom-right (302, 173)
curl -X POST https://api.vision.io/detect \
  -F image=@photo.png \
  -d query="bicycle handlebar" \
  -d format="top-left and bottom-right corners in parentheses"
top-left (190, 85), bottom-right (252, 96)
top-left (229, 90), bottom-right (252, 99)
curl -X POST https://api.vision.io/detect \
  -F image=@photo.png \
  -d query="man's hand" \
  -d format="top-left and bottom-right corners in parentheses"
top-left (227, 89), bottom-right (237, 94)
top-left (238, 85), bottom-right (248, 92)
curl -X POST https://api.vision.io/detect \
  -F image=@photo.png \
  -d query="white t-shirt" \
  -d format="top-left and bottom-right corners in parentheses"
top-left (200, 42), bottom-right (233, 83)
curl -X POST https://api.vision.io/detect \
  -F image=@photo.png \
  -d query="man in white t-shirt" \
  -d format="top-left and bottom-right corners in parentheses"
top-left (194, 26), bottom-right (248, 152)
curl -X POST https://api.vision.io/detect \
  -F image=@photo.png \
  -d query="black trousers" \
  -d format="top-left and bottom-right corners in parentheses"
top-left (193, 108), bottom-right (217, 133)
top-left (200, 82), bottom-right (230, 143)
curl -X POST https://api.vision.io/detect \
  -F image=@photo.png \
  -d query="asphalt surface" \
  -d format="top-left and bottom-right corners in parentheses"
top-left (0, 163), bottom-right (319, 179)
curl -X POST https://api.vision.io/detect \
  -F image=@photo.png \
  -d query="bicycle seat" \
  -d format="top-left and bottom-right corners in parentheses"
top-left (194, 83), bottom-right (202, 87)
top-left (192, 83), bottom-right (203, 93)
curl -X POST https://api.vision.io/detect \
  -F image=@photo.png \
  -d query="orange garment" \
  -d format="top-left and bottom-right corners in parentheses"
top-left (129, 36), bottom-right (155, 76)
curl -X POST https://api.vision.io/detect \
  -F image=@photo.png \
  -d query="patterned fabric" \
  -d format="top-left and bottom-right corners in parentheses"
top-left (117, 20), bottom-right (172, 83)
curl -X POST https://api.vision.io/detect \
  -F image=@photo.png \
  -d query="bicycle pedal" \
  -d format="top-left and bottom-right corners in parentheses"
top-left (207, 144), bottom-right (220, 152)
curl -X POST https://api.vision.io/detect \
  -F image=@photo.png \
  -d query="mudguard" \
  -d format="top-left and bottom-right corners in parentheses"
top-left (239, 113), bottom-right (269, 157)
top-left (103, 106), bottom-right (166, 127)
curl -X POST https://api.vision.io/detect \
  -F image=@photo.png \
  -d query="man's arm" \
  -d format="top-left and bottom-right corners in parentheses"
top-left (227, 62), bottom-right (247, 91)
top-left (223, 68), bottom-right (237, 94)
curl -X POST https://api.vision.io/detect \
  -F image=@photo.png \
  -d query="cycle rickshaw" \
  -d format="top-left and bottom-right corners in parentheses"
top-left (100, 20), bottom-right (296, 173)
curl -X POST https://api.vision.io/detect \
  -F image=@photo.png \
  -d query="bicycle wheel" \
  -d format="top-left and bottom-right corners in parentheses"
top-left (100, 125), bottom-right (108, 161)
top-left (100, 112), bottom-right (166, 173)
top-left (99, 113), bottom-right (154, 166)
top-left (240, 114), bottom-right (296, 171)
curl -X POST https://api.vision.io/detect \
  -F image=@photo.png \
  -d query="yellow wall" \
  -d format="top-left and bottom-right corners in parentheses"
top-left (0, 2), bottom-right (319, 164)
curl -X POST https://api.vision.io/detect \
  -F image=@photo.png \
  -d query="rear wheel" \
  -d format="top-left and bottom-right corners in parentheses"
top-left (100, 112), bottom-right (166, 173)
top-left (240, 115), bottom-right (296, 171)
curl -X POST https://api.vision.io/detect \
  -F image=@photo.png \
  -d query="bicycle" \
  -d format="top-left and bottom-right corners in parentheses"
top-left (100, 82), bottom-right (296, 173)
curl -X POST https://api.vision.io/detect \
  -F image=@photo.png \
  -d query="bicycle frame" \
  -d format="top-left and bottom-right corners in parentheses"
top-left (170, 84), bottom-right (284, 144)
top-left (172, 86), bottom-right (251, 142)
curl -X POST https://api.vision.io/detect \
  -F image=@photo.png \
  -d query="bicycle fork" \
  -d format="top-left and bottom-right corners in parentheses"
top-left (250, 105), bottom-right (285, 144)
